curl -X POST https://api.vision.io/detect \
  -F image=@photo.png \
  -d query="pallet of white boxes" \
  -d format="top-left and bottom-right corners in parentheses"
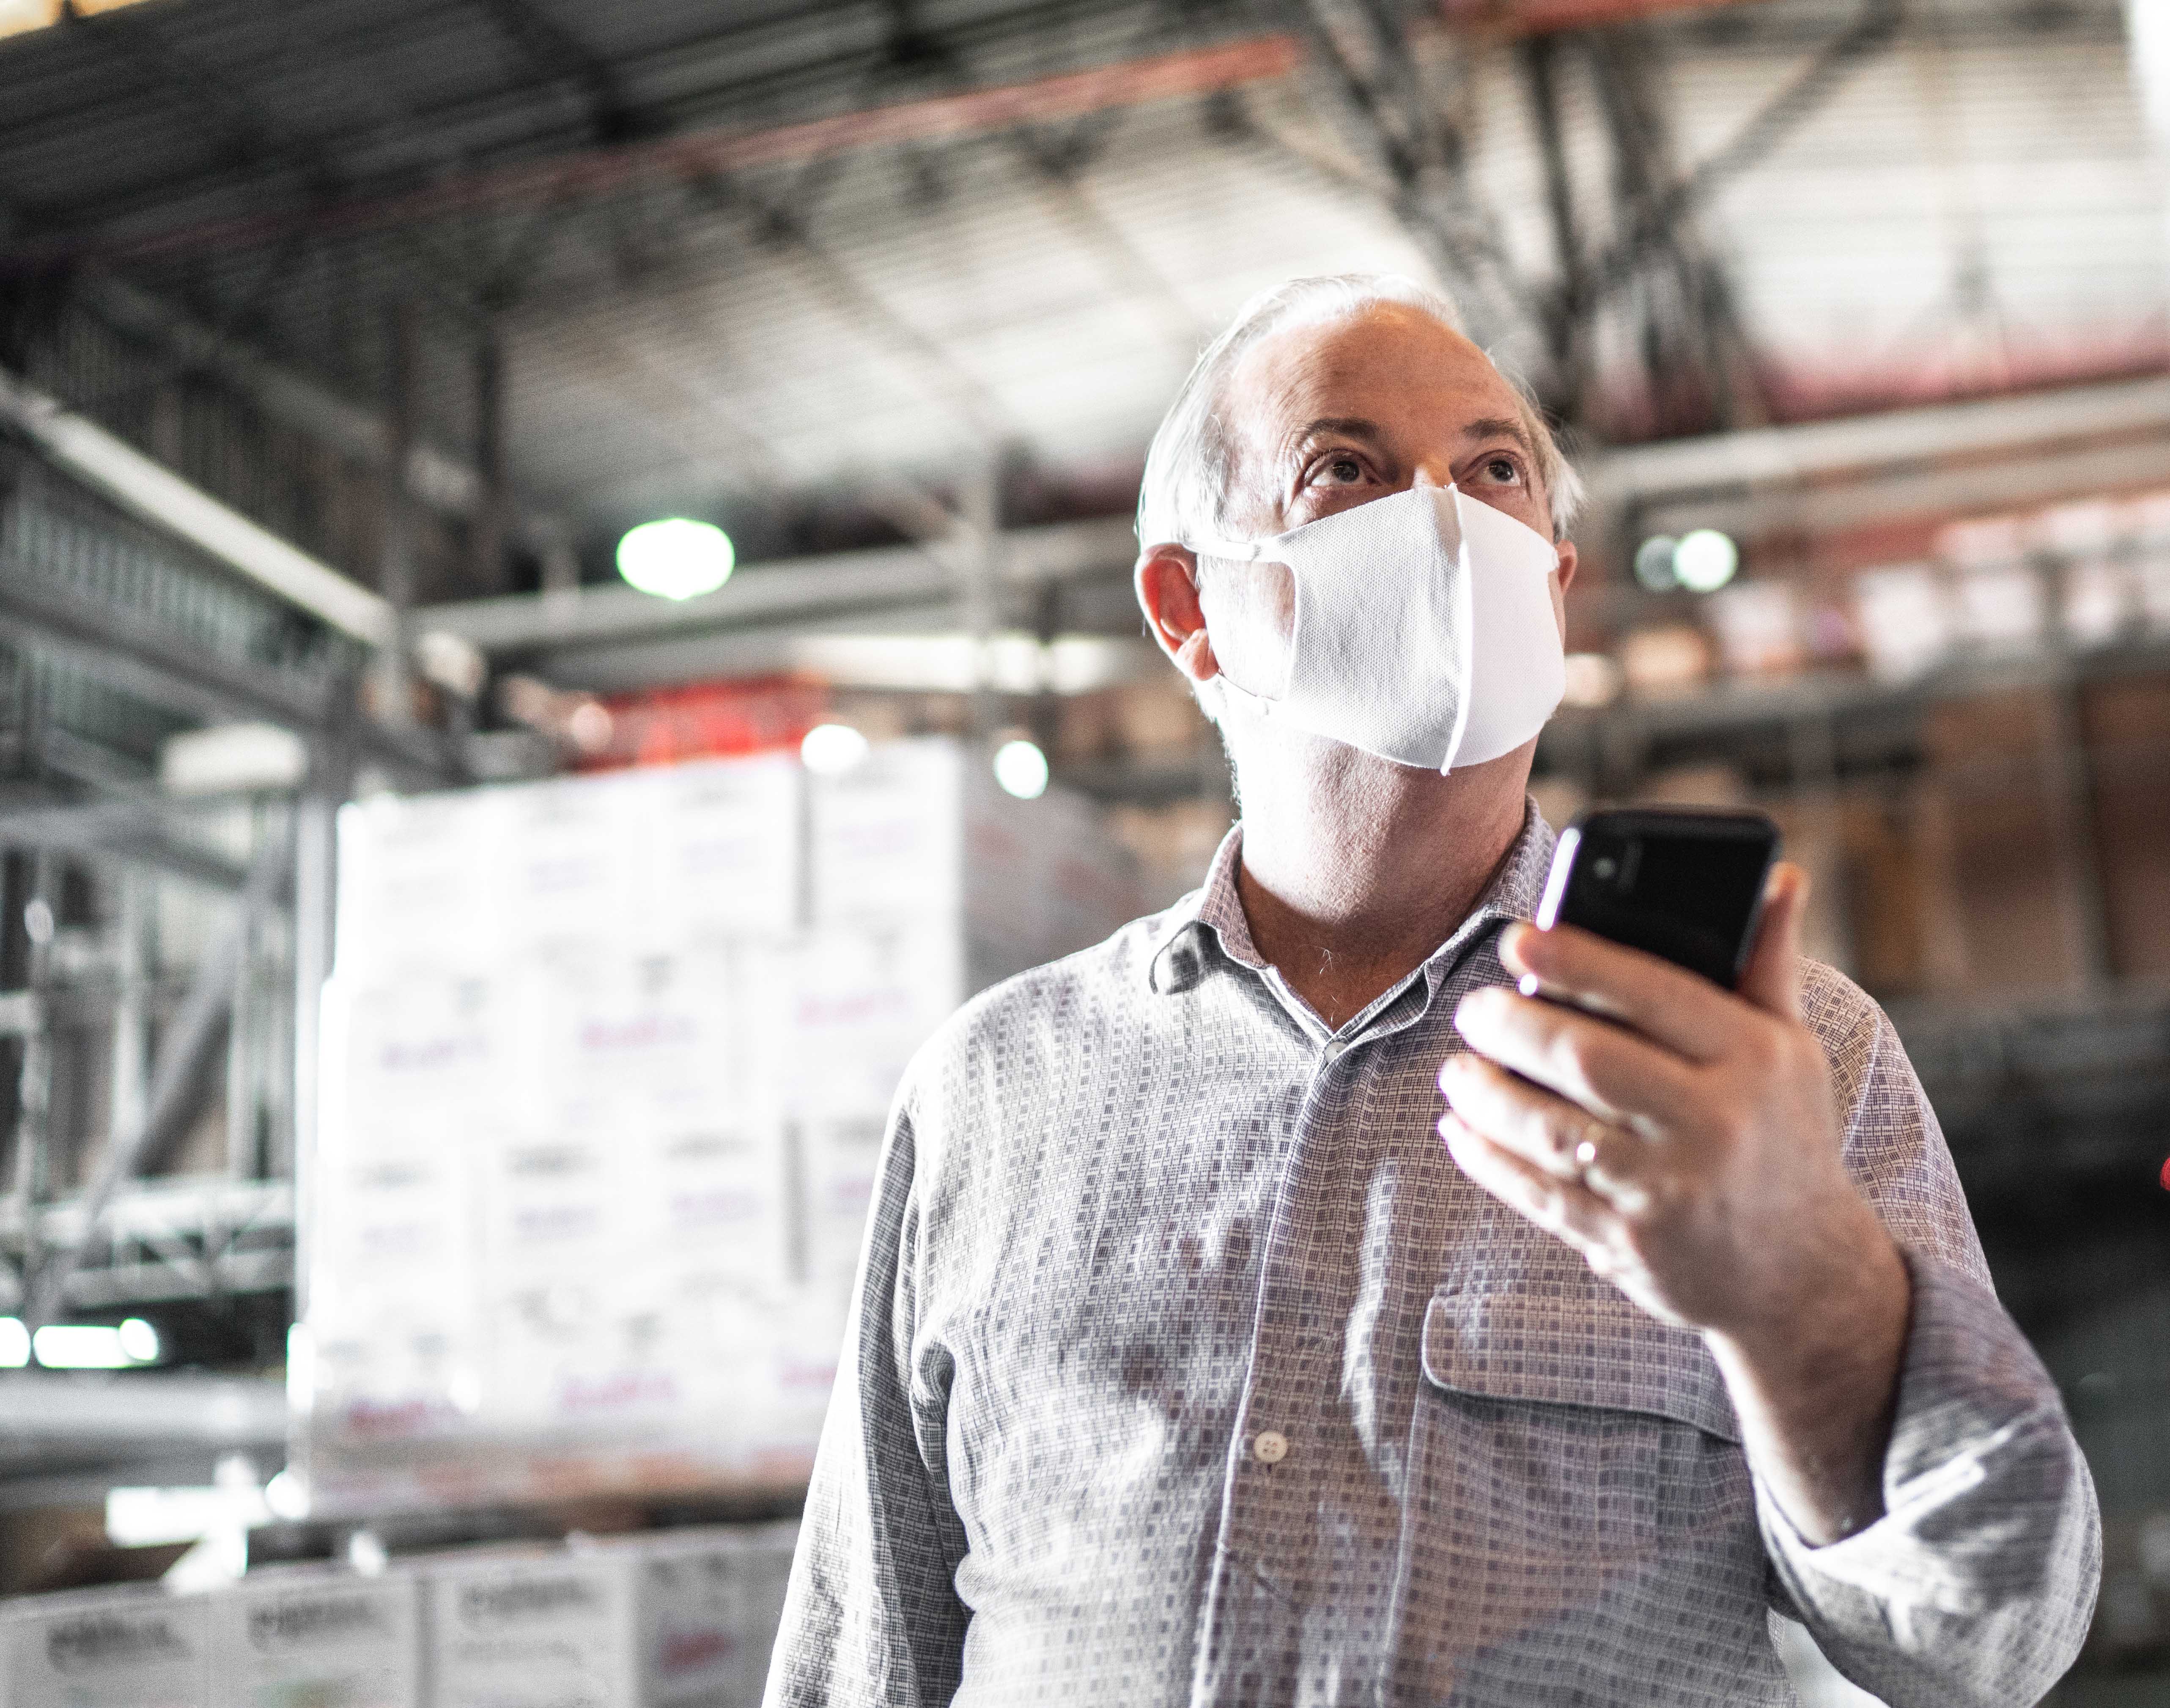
top-left (0, 740), bottom-right (1143, 1705)
top-left (0, 1520), bottom-right (799, 1707)
top-left (298, 734), bottom-right (1140, 1513)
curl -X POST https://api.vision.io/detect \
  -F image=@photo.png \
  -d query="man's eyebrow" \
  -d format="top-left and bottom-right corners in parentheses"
top-left (1462, 415), bottom-right (1534, 453)
top-left (1289, 416), bottom-right (1386, 446)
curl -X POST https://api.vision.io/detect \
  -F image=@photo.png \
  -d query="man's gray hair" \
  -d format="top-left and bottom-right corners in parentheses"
top-left (1136, 273), bottom-right (1584, 551)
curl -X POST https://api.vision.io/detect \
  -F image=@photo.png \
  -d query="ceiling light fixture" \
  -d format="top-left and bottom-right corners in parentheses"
top-left (801, 723), bottom-right (871, 775)
top-left (993, 738), bottom-right (1050, 801)
top-left (25, 1319), bottom-right (161, 1370)
top-left (1673, 529), bottom-right (1741, 593)
top-left (0, 0), bottom-right (155, 44)
top-left (616, 519), bottom-right (736, 601)
top-left (1633, 535), bottom-right (1680, 592)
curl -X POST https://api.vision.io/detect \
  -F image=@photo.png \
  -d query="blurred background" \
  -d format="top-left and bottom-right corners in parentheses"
top-left (0, 0), bottom-right (2164, 1701)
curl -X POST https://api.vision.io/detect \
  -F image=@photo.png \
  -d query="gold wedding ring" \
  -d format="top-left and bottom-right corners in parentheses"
top-left (1572, 1120), bottom-right (1610, 1185)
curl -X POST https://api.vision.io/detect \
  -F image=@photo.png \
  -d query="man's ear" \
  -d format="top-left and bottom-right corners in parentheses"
top-left (1135, 544), bottom-right (1220, 687)
top-left (1547, 537), bottom-right (1579, 641)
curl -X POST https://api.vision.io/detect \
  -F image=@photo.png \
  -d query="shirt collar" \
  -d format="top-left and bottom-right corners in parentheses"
top-left (1145, 821), bottom-right (1248, 996)
top-left (1146, 799), bottom-right (1558, 998)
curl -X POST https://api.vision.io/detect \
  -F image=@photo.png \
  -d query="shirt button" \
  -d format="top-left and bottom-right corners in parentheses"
top-left (1322, 1040), bottom-right (1346, 1063)
top-left (1252, 1430), bottom-right (1289, 1465)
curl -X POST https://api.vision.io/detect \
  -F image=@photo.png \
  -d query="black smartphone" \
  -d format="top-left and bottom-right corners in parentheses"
top-left (1534, 807), bottom-right (1781, 990)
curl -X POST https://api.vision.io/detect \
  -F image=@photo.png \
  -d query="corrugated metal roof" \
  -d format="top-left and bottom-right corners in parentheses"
top-left (2, 0), bottom-right (2162, 574)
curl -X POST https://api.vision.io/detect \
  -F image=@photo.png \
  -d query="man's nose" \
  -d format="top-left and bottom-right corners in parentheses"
top-left (1409, 463), bottom-right (1455, 492)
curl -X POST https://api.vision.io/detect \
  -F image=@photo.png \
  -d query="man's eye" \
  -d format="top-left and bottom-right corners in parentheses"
top-left (1483, 456), bottom-right (1524, 483)
top-left (1322, 456), bottom-right (1364, 484)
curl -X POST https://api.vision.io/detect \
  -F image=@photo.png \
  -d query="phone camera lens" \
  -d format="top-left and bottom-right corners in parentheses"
top-left (1592, 856), bottom-right (1619, 881)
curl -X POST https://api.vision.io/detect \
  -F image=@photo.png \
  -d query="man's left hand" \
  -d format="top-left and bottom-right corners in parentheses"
top-left (1437, 863), bottom-right (1912, 1542)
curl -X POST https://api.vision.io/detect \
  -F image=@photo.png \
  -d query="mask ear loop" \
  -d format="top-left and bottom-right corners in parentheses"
top-left (1437, 487), bottom-right (1478, 773)
top-left (1182, 535), bottom-right (1289, 718)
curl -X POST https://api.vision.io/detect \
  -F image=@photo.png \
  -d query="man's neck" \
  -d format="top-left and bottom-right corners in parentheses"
top-left (1230, 733), bottom-right (1531, 1032)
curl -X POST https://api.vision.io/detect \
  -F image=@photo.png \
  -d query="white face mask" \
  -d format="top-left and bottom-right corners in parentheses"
top-left (1188, 484), bottom-right (1566, 774)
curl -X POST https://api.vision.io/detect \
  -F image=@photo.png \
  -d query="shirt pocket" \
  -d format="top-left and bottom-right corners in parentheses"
top-left (1394, 1279), bottom-right (1776, 1703)
top-left (1418, 1278), bottom-right (1741, 1445)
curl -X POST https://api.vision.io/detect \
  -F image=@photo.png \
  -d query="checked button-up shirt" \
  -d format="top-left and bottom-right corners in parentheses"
top-left (767, 807), bottom-right (2099, 1708)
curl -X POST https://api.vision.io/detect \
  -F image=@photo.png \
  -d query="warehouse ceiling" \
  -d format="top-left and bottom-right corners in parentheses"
top-left (0, 0), bottom-right (2165, 593)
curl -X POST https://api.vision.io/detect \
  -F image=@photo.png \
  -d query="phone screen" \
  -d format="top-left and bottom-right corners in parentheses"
top-left (1539, 810), bottom-right (1779, 989)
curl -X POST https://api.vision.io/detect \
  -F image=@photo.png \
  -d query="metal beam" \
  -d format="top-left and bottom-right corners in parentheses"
top-left (1445, 0), bottom-right (1787, 25)
top-left (418, 516), bottom-right (1138, 656)
top-left (538, 310), bottom-right (970, 563)
top-left (472, 332), bottom-right (510, 592)
top-left (1279, 0), bottom-right (1533, 355)
top-left (3, 0), bottom-right (1815, 277)
top-left (1000, 138), bottom-right (1210, 357)
top-left (0, 1370), bottom-right (286, 1446)
top-left (22, 829), bottom-right (291, 1328)
top-left (0, 375), bottom-right (461, 781)
top-left (0, 553), bottom-right (454, 784)
top-left (1583, 371), bottom-right (2170, 507)
top-left (0, 564), bottom-right (336, 732)
top-left (49, 0), bottom-right (505, 330)
top-left (468, 0), bottom-right (644, 144)
top-left (0, 363), bottom-right (396, 648)
top-left (1580, 22), bottom-right (1769, 434)
top-left (0, 801), bottom-right (251, 892)
top-left (1570, 0), bottom-right (1902, 336)
top-left (546, 625), bottom-right (1160, 697)
top-left (373, 301), bottom-right (420, 724)
top-left (78, 272), bottom-right (555, 540)
top-left (1518, 33), bottom-right (1591, 404)
top-left (1623, 430), bottom-right (2170, 550)
top-left (35, 35), bottom-right (1307, 268)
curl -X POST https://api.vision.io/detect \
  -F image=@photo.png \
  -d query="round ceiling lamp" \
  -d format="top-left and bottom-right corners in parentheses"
top-left (801, 723), bottom-right (871, 775)
top-left (1673, 528), bottom-right (1740, 593)
top-left (993, 738), bottom-right (1050, 801)
top-left (616, 519), bottom-right (736, 601)
top-left (1632, 534), bottom-right (1680, 592)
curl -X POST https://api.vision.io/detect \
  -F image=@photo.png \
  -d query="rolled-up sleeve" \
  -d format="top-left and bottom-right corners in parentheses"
top-left (1767, 978), bottom-right (2102, 1707)
top-left (764, 1096), bottom-right (970, 1708)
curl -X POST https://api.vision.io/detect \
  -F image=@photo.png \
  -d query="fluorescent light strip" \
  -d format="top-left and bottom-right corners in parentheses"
top-left (0, 1315), bottom-right (160, 1368)
top-left (0, 0), bottom-right (158, 45)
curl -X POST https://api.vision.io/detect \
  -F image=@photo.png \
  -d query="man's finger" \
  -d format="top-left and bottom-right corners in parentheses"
top-left (1451, 986), bottom-right (1703, 1133)
top-left (1439, 1052), bottom-right (1636, 1184)
top-left (1441, 1112), bottom-right (1613, 1252)
top-left (1736, 860), bottom-right (1807, 1022)
top-left (1498, 920), bottom-right (1746, 1064)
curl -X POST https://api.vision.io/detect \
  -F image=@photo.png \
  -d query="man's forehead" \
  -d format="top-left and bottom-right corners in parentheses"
top-left (1227, 305), bottom-right (1520, 435)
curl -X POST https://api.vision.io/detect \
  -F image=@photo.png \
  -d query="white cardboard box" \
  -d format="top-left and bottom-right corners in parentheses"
top-left (322, 973), bottom-right (510, 1137)
top-left (807, 738), bottom-right (964, 923)
top-left (1, 1587), bottom-right (211, 1708)
top-left (649, 757), bottom-right (802, 938)
top-left (207, 1568), bottom-right (421, 1708)
top-left (618, 1523), bottom-right (799, 1708)
top-left (494, 771), bottom-right (652, 953)
top-left (335, 788), bottom-right (506, 978)
top-left (424, 1549), bottom-right (639, 1708)
top-left (307, 739), bottom-right (1143, 1513)
top-left (801, 1115), bottom-right (887, 1297)
top-left (750, 921), bottom-right (963, 1122)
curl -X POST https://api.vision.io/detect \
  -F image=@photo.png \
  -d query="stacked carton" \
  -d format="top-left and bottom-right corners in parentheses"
top-left (213, 1571), bottom-right (422, 1708)
top-left (425, 1549), bottom-right (638, 1708)
top-left (0, 1523), bottom-right (799, 1708)
top-left (617, 1524), bottom-right (800, 1708)
top-left (1, 1588), bottom-right (213, 1708)
top-left (298, 739), bottom-right (1137, 1516)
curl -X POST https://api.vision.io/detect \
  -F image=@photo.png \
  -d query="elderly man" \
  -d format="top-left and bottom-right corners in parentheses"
top-left (767, 275), bottom-right (2099, 1706)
